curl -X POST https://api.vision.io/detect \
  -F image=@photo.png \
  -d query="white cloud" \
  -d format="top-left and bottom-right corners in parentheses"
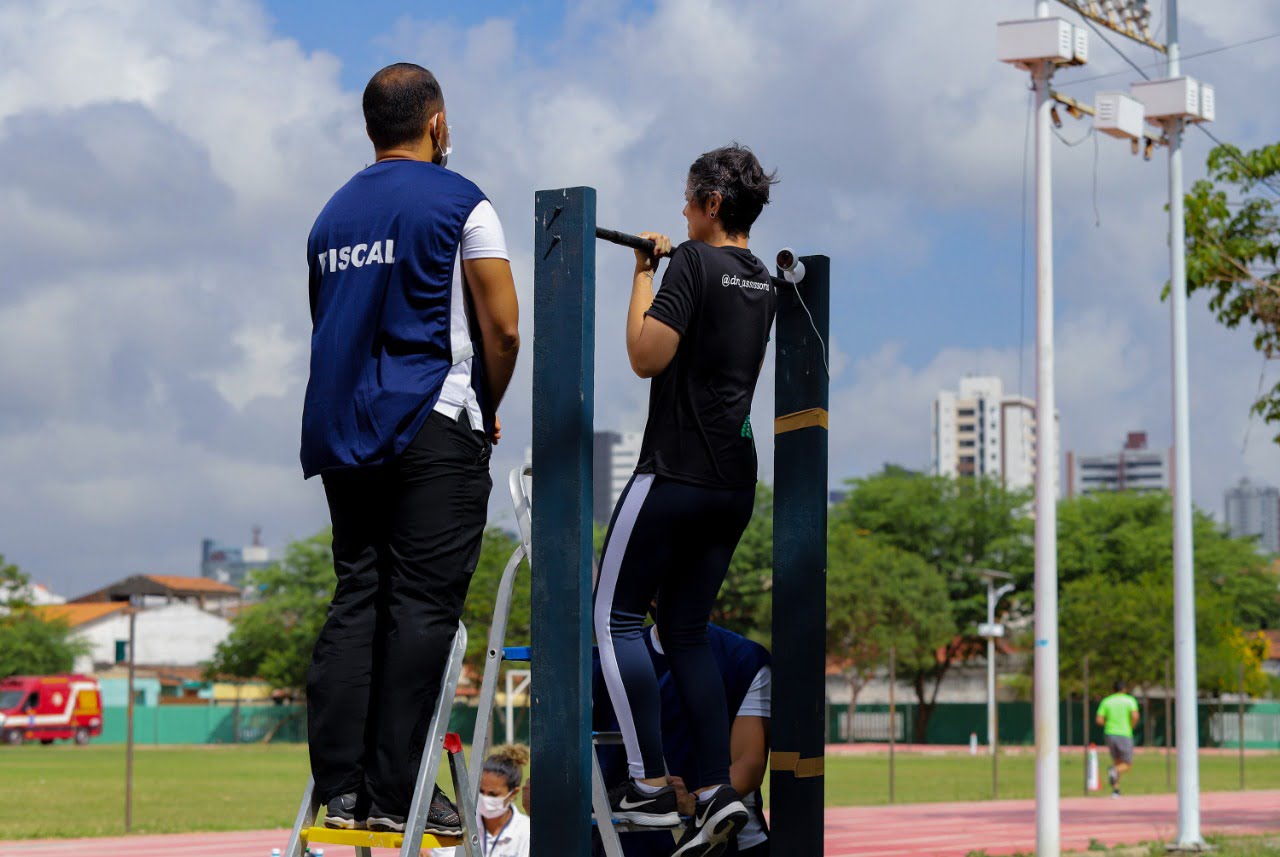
top-left (2, 0), bottom-right (1279, 594)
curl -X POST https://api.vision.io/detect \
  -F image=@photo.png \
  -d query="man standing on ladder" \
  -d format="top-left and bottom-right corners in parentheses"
top-left (300, 63), bottom-right (520, 835)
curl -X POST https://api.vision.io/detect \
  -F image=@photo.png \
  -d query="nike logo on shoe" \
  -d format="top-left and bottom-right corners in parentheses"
top-left (619, 795), bottom-right (659, 810)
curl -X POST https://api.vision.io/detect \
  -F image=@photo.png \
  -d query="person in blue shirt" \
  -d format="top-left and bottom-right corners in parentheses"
top-left (593, 623), bottom-right (772, 857)
top-left (301, 63), bottom-right (520, 836)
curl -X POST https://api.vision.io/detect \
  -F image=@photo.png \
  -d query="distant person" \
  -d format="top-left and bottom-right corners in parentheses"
top-left (1096, 680), bottom-right (1140, 798)
top-left (593, 622), bottom-right (772, 857)
top-left (301, 62), bottom-right (520, 835)
top-left (593, 143), bottom-right (778, 857)
top-left (429, 745), bottom-right (530, 857)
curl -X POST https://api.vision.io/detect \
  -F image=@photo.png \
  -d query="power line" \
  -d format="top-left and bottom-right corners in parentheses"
top-left (1073, 17), bottom-right (1280, 201)
top-left (1056, 32), bottom-right (1280, 89)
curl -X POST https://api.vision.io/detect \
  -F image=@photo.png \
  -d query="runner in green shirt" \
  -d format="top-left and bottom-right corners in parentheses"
top-left (1095, 680), bottom-right (1140, 798)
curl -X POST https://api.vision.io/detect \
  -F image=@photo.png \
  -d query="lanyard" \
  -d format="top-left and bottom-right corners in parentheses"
top-left (480, 811), bottom-right (514, 857)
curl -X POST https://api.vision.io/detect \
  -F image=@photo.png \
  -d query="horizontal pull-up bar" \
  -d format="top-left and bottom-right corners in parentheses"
top-left (594, 227), bottom-right (673, 257)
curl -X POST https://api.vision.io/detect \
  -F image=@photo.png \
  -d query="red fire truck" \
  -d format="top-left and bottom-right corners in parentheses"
top-left (0, 674), bottom-right (103, 745)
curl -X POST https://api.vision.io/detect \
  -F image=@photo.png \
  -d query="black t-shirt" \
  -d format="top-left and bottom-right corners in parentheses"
top-left (635, 241), bottom-right (777, 488)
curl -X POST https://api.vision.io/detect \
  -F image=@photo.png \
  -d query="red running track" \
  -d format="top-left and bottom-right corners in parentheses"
top-left (2, 790), bottom-right (1277, 857)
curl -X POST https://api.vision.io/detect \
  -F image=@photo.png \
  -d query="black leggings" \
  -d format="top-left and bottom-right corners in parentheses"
top-left (593, 474), bottom-right (754, 787)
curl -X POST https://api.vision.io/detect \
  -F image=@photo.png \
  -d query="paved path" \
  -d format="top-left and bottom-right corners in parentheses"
top-left (2, 790), bottom-right (1277, 857)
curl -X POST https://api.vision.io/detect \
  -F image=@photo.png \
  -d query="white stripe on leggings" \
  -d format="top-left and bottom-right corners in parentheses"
top-left (593, 473), bottom-right (655, 781)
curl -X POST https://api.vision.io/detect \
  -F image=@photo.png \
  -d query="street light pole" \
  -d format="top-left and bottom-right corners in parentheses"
top-left (1163, 0), bottom-right (1203, 848)
top-left (1031, 4), bottom-right (1062, 854)
top-left (977, 571), bottom-right (1015, 800)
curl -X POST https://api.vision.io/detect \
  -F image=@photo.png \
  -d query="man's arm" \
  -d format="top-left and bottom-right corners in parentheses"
top-left (729, 715), bottom-right (770, 797)
top-left (462, 257), bottom-right (520, 414)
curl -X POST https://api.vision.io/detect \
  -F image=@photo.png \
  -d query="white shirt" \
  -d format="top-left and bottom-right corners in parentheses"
top-left (433, 199), bottom-right (509, 428)
top-left (430, 806), bottom-right (529, 857)
top-left (649, 627), bottom-right (771, 849)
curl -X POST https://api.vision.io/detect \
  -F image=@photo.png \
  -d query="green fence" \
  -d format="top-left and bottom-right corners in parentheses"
top-left (89, 699), bottom-right (1278, 749)
top-left (826, 700), bottom-right (1280, 749)
top-left (90, 703), bottom-right (532, 746)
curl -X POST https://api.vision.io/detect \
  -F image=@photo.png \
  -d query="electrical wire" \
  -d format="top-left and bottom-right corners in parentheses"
top-left (1055, 31), bottom-right (1280, 89)
top-left (1241, 353), bottom-right (1269, 456)
top-left (1052, 124), bottom-right (1095, 147)
top-left (790, 280), bottom-right (829, 376)
top-left (1018, 91), bottom-right (1032, 400)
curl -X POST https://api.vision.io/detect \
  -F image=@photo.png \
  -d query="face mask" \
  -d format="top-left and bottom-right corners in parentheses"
top-left (432, 115), bottom-right (452, 168)
top-left (478, 791), bottom-right (512, 819)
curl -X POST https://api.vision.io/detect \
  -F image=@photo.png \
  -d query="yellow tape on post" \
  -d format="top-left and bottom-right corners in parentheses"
top-left (774, 408), bottom-right (829, 435)
top-left (772, 752), bottom-right (825, 778)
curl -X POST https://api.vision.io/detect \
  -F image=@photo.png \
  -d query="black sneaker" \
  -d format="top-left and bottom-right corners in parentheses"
top-left (323, 793), bottom-right (364, 830)
top-left (366, 790), bottom-right (462, 837)
top-left (425, 789), bottom-right (462, 837)
top-left (671, 786), bottom-right (748, 857)
top-left (608, 780), bottom-right (680, 827)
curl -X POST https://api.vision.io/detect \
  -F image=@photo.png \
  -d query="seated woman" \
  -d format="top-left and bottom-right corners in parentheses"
top-left (429, 745), bottom-right (529, 857)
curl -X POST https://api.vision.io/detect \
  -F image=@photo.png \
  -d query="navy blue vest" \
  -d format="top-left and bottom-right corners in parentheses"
top-left (300, 160), bottom-right (490, 478)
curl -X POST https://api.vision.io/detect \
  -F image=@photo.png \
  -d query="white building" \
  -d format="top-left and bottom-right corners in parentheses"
top-left (1066, 431), bottom-right (1170, 498)
top-left (1225, 478), bottom-right (1280, 555)
top-left (38, 601), bottom-right (231, 675)
top-left (593, 430), bottom-right (643, 526)
top-left (932, 376), bottom-right (1052, 493)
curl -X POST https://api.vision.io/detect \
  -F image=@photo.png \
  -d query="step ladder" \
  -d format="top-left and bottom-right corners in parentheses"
top-left (469, 467), bottom-right (686, 856)
top-left (284, 621), bottom-right (481, 857)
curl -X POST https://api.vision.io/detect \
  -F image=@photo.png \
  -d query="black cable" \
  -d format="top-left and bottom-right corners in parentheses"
top-left (1056, 32), bottom-right (1280, 89)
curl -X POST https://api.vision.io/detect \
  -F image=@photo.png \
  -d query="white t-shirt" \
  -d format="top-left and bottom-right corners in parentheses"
top-left (430, 806), bottom-right (529, 857)
top-left (433, 199), bottom-right (509, 428)
top-left (648, 627), bottom-right (771, 849)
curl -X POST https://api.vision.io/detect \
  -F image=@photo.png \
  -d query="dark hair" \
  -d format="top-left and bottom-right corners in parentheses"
top-left (1114, 680), bottom-right (1127, 692)
top-left (362, 63), bottom-right (443, 150)
top-left (482, 744), bottom-right (529, 792)
top-left (686, 143), bottom-right (778, 237)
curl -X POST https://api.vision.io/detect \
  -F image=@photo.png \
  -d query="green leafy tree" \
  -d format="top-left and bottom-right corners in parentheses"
top-left (713, 484), bottom-right (773, 643)
top-left (834, 469), bottom-right (1031, 739)
top-left (0, 555), bottom-right (88, 678)
top-left (210, 531), bottom-right (334, 690)
top-left (462, 528), bottom-right (528, 665)
top-left (826, 527), bottom-right (954, 710)
top-left (1183, 141), bottom-right (1280, 431)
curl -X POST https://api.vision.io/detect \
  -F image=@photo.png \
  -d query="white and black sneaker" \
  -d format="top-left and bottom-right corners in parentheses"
top-left (1108, 766), bottom-right (1119, 789)
top-left (671, 786), bottom-right (749, 857)
top-left (323, 793), bottom-right (364, 830)
top-left (608, 780), bottom-right (681, 827)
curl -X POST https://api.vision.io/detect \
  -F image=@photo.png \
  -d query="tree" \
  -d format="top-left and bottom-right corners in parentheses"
top-left (462, 529), bottom-right (528, 665)
top-left (834, 469), bottom-right (1032, 740)
top-left (713, 483), bottom-right (773, 643)
top-left (1183, 141), bottom-right (1280, 432)
top-left (0, 555), bottom-right (88, 678)
top-left (826, 527), bottom-right (954, 712)
top-left (210, 530), bottom-right (334, 690)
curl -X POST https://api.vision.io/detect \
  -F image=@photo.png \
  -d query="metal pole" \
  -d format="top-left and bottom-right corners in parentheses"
top-left (531, 187), bottom-right (597, 857)
top-left (1083, 655), bottom-right (1090, 797)
top-left (1164, 2), bottom-right (1203, 847)
top-left (889, 645), bottom-right (896, 804)
top-left (1031, 0), bottom-right (1061, 848)
top-left (1238, 662), bottom-right (1245, 791)
top-left (771, 254), bottom-right (830, 850)
top-left (125, 607), bottom-right (136, 833)
top-left (1166, 658), bottom-right (1173, 789)
top-left (987, 580), bottom-right (997, 759)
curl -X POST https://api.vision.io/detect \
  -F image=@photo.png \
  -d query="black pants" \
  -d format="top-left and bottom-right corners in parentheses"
top-left (307, 410), bottom-right (491, 814)
top-left (593, 474), bottom-right (754, 787)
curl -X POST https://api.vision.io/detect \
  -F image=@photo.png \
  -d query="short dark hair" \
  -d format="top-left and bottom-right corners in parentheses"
top-left (1114, 680), bottom-right (1127, 692)
top-left (686, 143), bottom-right (778, 237)
top-left (362, 63), bottom-right (443, 150)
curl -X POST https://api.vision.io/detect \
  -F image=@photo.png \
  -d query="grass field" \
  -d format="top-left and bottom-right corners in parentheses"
top-left (1, 745), bottom-right (1278, 840)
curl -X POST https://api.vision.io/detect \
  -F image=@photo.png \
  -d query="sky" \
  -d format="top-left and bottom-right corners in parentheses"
top-left (2, 0), bottom-right (1279, 596)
